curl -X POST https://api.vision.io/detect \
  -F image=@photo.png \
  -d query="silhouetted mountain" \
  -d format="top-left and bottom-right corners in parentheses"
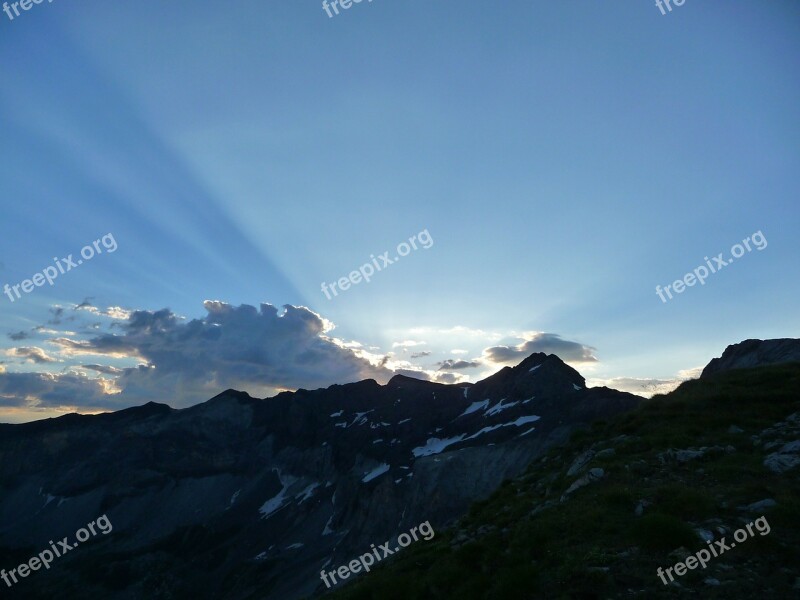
top-left (330, 354), bottom-right (800, 600)
top-left (0, 352), bottom-right (640, 599)
top-left (701, 338), bottom-right (800, 378)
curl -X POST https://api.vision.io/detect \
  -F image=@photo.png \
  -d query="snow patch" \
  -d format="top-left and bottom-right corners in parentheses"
top-left (458, 399), bottom-right (489, 418)
top-left (350, 410), bottom-right (373, 426)
top-left (485, 399), bottom-right (519, 416)
top-left (295, 483), bottom-right (319, 503)
top-left (259, 471), bottom-right (296, 518)
top-left (464, 415), bottom-right (542, 441)
top-left (412, 435), bottom-right (466, 457)
top-left (464, 423), bottom-right (505, 440)
top-left (322, 515), bottom-right (335, 536)
top-left (510, 415), bottom-right (541, 427)
top-left (529, 364), bottom-right (542, 373)
top-left (362, 463), bottom-right (390, 483)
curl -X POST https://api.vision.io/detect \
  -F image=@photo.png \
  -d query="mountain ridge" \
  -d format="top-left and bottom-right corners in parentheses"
top-left (329, 358), bottom-right (800, 599)
top-left (0, 351), bottom-right (640, 599)
top-left (2, 339), bottom-right (796, 599)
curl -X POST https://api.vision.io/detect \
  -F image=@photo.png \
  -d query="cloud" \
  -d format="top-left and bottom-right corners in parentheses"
top-left (392, 340), bottom-right (426, 348)
top-left (437, 359), bottom-right (481, 371)
top-left (586, 367), bottom-right (703, 398)
top-left (8, 331), bottom-right (29, 341)
top-left (0, 371), bottom-right (115, 409)
top-left (450, 349), bottom-right (468, 355)
top-left (1, 304), bottom-right (590, 420)
top-left (482, 333), bottom-right (597, 364)
top-left (7, 302), bottom-right (396, 411)
top-left (73, 301), bottom-right (132, 320)
top-left (81, 364), bottom-right (125, 375)
top-left (587, 377), bottom-right (681, 397)
top-left (5, 347), bottom-right (58, 364)
top-left (677, 366), bottom-right (703, 379)
top-left (34, 326), bottom-right (60, 335)
top-left (48, 306), bottom-right (67, 324)
top-left (433, 372), bottom-right (461, 384)
top-left (587, 367), bottom-right (701, 397)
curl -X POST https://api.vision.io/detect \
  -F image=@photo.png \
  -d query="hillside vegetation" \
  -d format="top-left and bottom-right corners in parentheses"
top-left (326, 363), bottom-right (800, 599)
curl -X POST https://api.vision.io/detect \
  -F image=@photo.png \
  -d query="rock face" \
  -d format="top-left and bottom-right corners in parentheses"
top-left (0, 352), bottom-right (641, 600)
top-left (701, 338), bottom-right (800, 378)
top-left (760, 412), bottom-right (800, 474)
top-left (560, 467), bottom-right (604, 501)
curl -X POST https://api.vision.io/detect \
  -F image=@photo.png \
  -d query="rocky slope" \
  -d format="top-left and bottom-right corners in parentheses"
top-left (0, 352), bottom-right (641, 599)
top-left (701, 338), bottom-right (800, 378)
top-left (328, 357), bottom-right (800, 599)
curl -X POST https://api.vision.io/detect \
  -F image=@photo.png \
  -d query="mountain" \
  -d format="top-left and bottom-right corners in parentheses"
top-left (0, 352), bottom-right (641, 599)
top-left (329, 350), bottom-right (800, 599)
top-left (701, 338), bottom-right (800, 378)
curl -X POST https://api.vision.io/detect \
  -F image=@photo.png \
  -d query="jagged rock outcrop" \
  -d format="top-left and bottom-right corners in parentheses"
top-left (701, 338), bottom-right (800, 378)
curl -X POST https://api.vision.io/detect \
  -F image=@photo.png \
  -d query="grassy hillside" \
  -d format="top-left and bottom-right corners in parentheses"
top-left (324, 363), bottom-right (800, 599)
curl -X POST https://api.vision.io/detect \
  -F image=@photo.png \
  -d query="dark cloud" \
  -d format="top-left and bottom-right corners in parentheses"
top-left (8, 331), bottom-right (29, 341)
top-left (38, 302), bottom-right (396, 409)
top-left (82, 364), bottom-right (124, 375)
top-left (392, 369), bottom-right (431, 381)
top-left (0, 371), bottom-right (113, 408)
top-left (48, 306), bottom-right (65, 324)
top-left (7, 347), bottom-right (58, 364)
top-left (482, 333), bottom-right (597, 364)
top-left (434, 372), bottom-right (460, 384)
top-left (410, 351), bottom-right (431, 359)
top-left (436, 359), bottom-right (481, 371)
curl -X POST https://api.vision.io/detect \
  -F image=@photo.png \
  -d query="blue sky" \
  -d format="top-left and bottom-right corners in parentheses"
top-left (1, 0), bottom-right (798, 422)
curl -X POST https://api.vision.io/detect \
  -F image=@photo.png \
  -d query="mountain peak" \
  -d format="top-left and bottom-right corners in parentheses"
top-left (516, 352), bottom-right (549, 371)
top-left (701, 338), bottom-right (800, 378)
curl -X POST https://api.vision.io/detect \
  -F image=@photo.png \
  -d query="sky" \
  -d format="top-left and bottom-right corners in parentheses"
top-left (1, 0), bottom-right (798, 423)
